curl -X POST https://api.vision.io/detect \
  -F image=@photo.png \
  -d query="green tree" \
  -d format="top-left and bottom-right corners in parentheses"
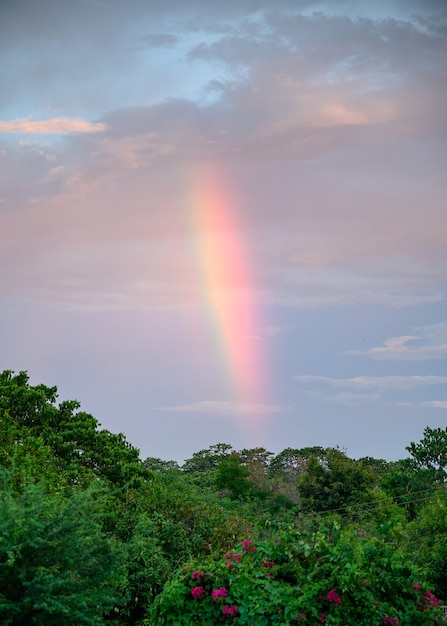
top-left (407, 427), bottom-right (447, 484)
top-left (0, 471), bottom-right (120, 625)
top-left (380, 458), bottom-right (435, 520)
top-left (404, 488), bottom-right (447, 599)
top-left (215, 453), bottom-right (252, 500)
top-left (269, 447), bottom-right (331, 505)
top-left (0, 370), bottom-right (148, 487)
top-left (239, 447), bottom-right (274, 493)
top-left (182, 443), bottom-right (233, 473)
top-left (298, 448), bottom-right (375, 514)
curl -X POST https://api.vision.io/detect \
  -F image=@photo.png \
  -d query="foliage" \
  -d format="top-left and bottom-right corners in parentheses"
top-left (0, 370), bottom-right (149, 487)
top-left (183, 444), bottom-right (233, 473)
top-left (297, 448), bottom-right (376, 515)
top-left (380, 458), bottom-right (435, 520)
top-left (1, 369), bottom-right (447, 625)
top-left (0, 470), bottom-right (120, 625)
top-left (404, 488), bottom-right (447, 599)
top-left (407, 427), bottom-right (447, 484)
top-left (215, 453), bottom-right (252, 500)
top-left (151, 523), bottom-right (444, 625)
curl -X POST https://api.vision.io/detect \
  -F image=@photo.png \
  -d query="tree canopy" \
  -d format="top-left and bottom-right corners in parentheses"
top-left (0, 370), bottom-right (445, 625)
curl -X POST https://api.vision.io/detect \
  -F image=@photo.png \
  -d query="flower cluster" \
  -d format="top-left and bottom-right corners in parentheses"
top-left (380, 616), bottom-right (399, 625)
top-left (222, 604), bottom-right (238, 617)
top-left (412, 582), bottom-right (440, 612)
top-left (191, 569), bottom-right (206, 582)
top-left (326, 589), bottom-right (341, 604)
top-left (224, 551), bottom-right (241, 567)
top-left (212, 587), bottom-right (228, 602)
top-left (191, 586), bottom-right (206, 601)
top-left (418, 589), bottom-right (440, 611)
top-left (242, 540), bottom-right (256, 554)
top-left (294, 612), bottom-right (307, 622)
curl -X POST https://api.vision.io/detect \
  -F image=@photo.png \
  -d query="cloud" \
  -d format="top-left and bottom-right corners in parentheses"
top-left (347, 323), bottom-right (447, 360)
top-left (295, 375), bottom-right (447, 391)
top-left (140, 33), bottom-right (180, 47)
top-left (156, 400), bottom-right (284, 415)
top-left (396, 400), bottom-right (447, 409)
top-left (0, 118), bottom-right (108, 135)
top-left (0, 3), bottom-right (446, 312)
top-left (419, 400), bottom-right (447, 409)
top-left (297, 375), bottom-right (447, 406)
top-left (304, 390), bottom-right (380, 405)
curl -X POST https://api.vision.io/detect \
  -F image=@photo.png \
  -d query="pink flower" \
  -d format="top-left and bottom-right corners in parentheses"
top-left (319, 614), bottom-right (326, 624)
top-left (224, 551), bottom-right (241, 563)
top-left (242, 540), bottom-right (256, 553)
top-left (191, 586), bottom-right (206, 600)
top-left (418, 589), bottom-right (440, 610)
top-left (327, 589), bottom-right (341, 604)
top-left (191, 569), bottom-right (204, 581)
top-left (412, 583), bottom-right (421, 590)
top-left (212, 587), bottom-right (228, 601)
top-left (225, 561), bottom-right (235, 567)
top-left (222, 604), bottom-right (238, 617)
top-left (380, 617), bottom-right (399, 625)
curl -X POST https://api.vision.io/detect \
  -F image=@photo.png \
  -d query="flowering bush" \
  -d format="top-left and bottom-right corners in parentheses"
top-left (150, 525), bottom-right (444, 625)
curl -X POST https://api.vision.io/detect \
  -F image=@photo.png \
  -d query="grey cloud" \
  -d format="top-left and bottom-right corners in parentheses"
top-left (295, 375), bottom-right (447, 390)
top-left (304, 390), bottom-right (381, 405)
top-left (156, 401), bottom-right (283, 415)
top-left (140, 33), bottom-right (181, 47)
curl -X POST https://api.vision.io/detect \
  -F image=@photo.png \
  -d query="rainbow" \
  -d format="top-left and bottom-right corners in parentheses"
top-left (187, 166), bottom-right (268, 419)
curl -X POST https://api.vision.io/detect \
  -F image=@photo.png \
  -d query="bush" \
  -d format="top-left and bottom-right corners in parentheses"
top-left (150, 523), bottom-right (444, 625)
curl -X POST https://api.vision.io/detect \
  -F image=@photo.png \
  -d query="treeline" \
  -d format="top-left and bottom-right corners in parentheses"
top-left (0, 370), bottom-right (446, 625)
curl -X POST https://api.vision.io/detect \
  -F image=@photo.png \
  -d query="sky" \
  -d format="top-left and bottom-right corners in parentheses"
top-left (1, 0), bottom-right (446, 464)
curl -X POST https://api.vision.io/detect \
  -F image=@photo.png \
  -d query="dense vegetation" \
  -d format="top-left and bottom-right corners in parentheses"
top-left (1, 370), bottom-right (446, 625)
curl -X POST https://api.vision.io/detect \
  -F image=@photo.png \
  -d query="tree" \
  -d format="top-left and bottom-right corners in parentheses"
top-left (380, 458), bottom-right (435, 520)
top-left (269, 447), bottom-right (331, 504)
top-left (404, 488), bottom-right (447, 599)
top-left (182, 443), bottom-right (233, 473)
top-left (407, 427), bottom-right (447, 484)
top-left (0, 370), bottom-right (149, 487)
top-left (0, 471), bottom-right (120, 625)
top-left (215, 453), bottom-right (252, 500)
top-left (238, 447), bottom-right (274, 493)
top-left (298, 448), bottom-right (375, 514)
top-left (143, 457), bottom-right (180, 472)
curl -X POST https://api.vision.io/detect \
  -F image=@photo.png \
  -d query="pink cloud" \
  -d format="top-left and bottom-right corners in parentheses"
top-left (0, 117), bottom-right (108, 134)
